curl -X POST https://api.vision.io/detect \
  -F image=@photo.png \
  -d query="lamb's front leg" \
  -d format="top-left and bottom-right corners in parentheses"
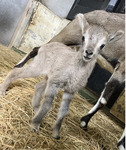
top-left (52, 92), bottom-right (74, 139)
top-left (32, 77), bottom-right (48, 114)
top-left (31, 82), bottom-right (59, 131)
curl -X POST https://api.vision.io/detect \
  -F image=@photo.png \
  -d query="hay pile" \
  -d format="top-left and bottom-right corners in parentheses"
top-left (0, 44), bottom-right (123, 150)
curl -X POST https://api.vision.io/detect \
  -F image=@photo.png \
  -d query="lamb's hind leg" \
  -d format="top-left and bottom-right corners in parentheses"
top-left (0, 64), bottom-right (41, 95)
top-left (52, 92), bottom-right (74, 139)
top-left (32, 76), bottom-right (48, 114)
top-left (31, 82), bottom-right (59, 131)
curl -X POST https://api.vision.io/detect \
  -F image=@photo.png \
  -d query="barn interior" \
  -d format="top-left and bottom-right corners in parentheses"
top-left (0, 0), bottom-right (125, 149)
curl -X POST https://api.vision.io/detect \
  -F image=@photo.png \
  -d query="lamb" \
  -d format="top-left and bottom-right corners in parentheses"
top-left (49, 11), bottom-right (125, 149)
top-left (0, 14), bottom-right (123, 139)
top-left (16, 11), bottom-right (125, 148)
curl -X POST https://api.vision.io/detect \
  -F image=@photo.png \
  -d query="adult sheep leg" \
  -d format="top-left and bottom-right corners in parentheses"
top-left (31, 82), bottom-right (59, 131)
top-left (32, 76), bottom-right (48, 114)
top-left (80, 61), bottom-right (125, 130)
top-left (80, 76), bottom-right (123, 130)
top-left (80, 94), bottom-right (105, 130)
top-left (52, 92), bottom-right (74, 139)
top-left (117, 128), bottom-right (125, 150)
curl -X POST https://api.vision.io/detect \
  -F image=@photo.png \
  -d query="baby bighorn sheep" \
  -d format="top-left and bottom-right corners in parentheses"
top-left (0, 15), bottom-right (122, 139)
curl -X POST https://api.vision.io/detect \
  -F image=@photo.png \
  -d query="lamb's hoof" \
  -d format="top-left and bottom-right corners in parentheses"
top-left (53, 135), bottom-right (60, 140)
top-left (52, 134), bottom-right (60, 140)
top-left (0, 90), bottom-right (6, 96)
top-left (30, 121), bottom-right (40, 132)
top-left (52, 129), bottom-right (60, 140)
top-left (0, 84), bottom-right (6, 96)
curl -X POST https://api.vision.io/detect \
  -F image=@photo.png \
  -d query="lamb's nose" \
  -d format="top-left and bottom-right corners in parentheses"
top-left (86, 50), bottom-right (93, 55)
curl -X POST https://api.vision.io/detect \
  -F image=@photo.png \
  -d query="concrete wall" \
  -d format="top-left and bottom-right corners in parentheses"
top-left (40, 0), bottom-right (75, 18)
top-left (0, 0), bottom-right (29, 46)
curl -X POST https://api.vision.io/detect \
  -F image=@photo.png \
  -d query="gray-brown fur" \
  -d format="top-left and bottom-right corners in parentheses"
top-left (50, 10), bottom-right (125, 62)
top-left (0, 16), bottom-right (122, 139)
top-left (49, 10), bottom-right (125, 148)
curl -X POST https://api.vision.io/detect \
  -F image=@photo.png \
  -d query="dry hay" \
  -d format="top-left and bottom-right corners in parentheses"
top-left (0, 44), bottom-right (123, 150)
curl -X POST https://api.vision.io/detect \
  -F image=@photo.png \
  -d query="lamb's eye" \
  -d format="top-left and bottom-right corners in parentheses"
top-left (100, 44), bottom-right (105, 49)
top-left (82, 36), bottom-right (85, 42)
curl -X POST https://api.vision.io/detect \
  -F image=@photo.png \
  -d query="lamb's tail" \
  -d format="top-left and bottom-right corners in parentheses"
top-left (14, 47), bottom-right (40, 68)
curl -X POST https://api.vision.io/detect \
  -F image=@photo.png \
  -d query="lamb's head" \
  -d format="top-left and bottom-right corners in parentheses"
top-left (81, 25), bottom-right (108, 62)
top-left (76, 13), bottom-right (124, 62)
top-left (81, 25), bottom-right (124, 62)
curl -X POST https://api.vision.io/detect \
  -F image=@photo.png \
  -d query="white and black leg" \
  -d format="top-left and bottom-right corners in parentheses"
top-left (80, 94), bottom-right (106, 130)
top-left (52, 92), bottom-right (74, 139)
top-left (32, 76), bottom-right (48, 114)
top-left (117, 128), bottom-right (125, 150)
top-left (31, 82), bottom-right (59, 131)
top-left (80, 77), bottom-right (121, 130)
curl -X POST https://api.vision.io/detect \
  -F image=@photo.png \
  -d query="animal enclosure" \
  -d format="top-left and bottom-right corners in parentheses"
top-left (0, 44), bottom-right (123, 149)
top-left (0, 1), bottom-right (125, 149)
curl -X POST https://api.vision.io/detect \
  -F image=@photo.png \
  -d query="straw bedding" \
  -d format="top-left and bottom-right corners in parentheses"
top-left (0, 44), bottom-right (123, 150)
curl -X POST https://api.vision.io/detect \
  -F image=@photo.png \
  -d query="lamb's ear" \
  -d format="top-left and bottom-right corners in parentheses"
top-left (75, 13), bottom-right (89, 34)
top-left (108, 30), bottom-right (124, 43)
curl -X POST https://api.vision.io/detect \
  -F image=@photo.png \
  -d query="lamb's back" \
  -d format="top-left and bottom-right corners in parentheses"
top-left (37, 42), bottom-right (76, 75)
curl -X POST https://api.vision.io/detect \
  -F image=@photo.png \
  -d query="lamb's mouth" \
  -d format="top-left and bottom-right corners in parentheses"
top-left (83, 56), bottom-right (91, 61)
